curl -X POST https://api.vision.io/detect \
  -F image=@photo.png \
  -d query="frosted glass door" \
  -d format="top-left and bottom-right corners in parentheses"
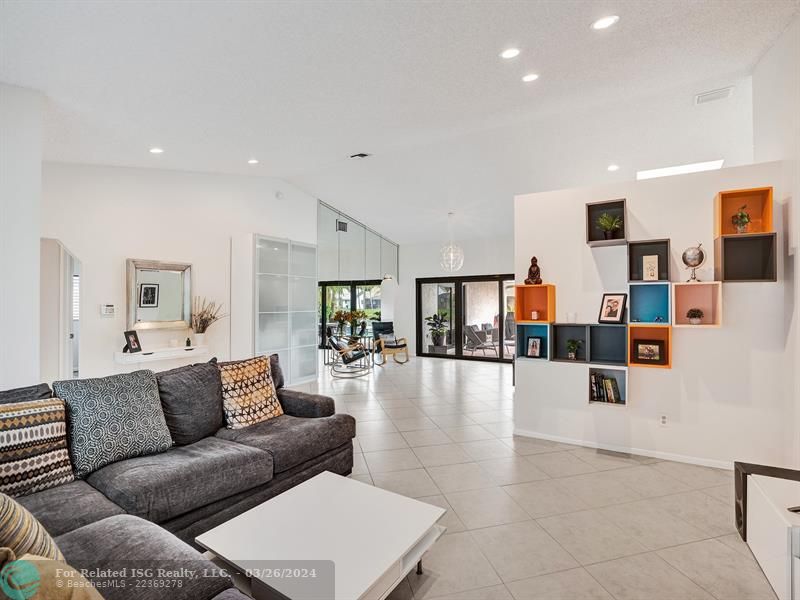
top-left (255, 238), bottom-right (290, 363)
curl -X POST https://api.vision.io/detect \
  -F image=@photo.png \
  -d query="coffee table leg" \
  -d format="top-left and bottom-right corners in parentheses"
top-left (416, 560), bottom-right (423, 575)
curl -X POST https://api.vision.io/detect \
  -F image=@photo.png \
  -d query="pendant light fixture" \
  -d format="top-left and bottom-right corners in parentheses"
top-left (440, 212), bottom-right (464, 272)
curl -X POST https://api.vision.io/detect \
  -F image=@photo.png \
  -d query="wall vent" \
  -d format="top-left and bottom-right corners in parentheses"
top-left (695, 86), bottom-right (734, 105)
top-left (336, 220), bottom-right (348, 232)
top-left (349, 153), bottom-right (371, 159)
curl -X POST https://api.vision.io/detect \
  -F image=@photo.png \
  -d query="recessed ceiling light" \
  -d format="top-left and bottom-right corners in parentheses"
top-left (636, 159), bottom-right (724, 180)
top-left (500, 48), bottom-right (520, 59)
top-left (248, 158), bottom-right (259, 165)
top-left (149, 147), bottom-right (164, 154)
top-left (522, 73), bottom-right (539, 83)
top-left (607, 164), bottom-right (620, 172)
top-left (591, 15), bottom-right (620, 30)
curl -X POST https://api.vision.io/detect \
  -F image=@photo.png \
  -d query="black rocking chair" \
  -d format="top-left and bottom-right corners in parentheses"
top-left (328, 334), bottom-right (372, 378)
top-left (372, 321), bottom-right (410, 366)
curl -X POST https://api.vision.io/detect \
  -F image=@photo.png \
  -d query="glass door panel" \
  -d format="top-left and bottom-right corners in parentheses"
top-left (462, 281), bottom-right (501, 359)
top-left (420, 282), bottom-right (455, 355)
top-left (502, 280), bottom-right (516, 359)
top-left (355, 283), bottom-right (382, 336)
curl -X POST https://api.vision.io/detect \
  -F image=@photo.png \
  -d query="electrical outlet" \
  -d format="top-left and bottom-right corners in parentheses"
top-left (659, 414), bottom-right (668, 427)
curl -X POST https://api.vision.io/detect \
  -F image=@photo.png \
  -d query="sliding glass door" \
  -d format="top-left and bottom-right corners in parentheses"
top-left (416, 274), bottom-right (514, 363)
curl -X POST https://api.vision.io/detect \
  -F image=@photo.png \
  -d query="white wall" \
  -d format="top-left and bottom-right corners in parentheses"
top-left (752, 16), bottom-right (800, 467)
top-left (514, 161), bottom-right (795, 469)
top-left (41, 162), bottom-right (317, 379)
top-left (396, 235), bottom-right (513, 354)
top-left (0, 84), bottom-right (43, 389)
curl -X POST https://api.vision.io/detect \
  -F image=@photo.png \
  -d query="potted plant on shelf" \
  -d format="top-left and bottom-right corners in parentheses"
top-left (686, 308), bottom-right (704, 325)
top-left (731, 205), bottom-right (751, 234)
top-left (424, 313), bottom-right (448, 346)
top-left (332, 310), bottom-right (351, 335)
top-left (566, 339), bottom-right (581, 360)
top-left (191, 297), bottom-right (226, 346)
top-left (596, 213), bottom-right (622, 240)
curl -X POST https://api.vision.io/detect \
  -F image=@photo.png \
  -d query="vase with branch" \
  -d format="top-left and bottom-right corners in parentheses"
top-left (191, 297), bottom-right (226, 346)
top-left (332, 310), bottom-right (351, 335)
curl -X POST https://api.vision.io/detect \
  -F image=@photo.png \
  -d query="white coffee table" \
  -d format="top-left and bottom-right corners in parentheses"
top-left (196, 471), bottom-right (446, 600)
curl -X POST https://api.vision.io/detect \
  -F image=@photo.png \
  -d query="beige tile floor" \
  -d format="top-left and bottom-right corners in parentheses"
top-left (305, 356), bottom-right (776, 600)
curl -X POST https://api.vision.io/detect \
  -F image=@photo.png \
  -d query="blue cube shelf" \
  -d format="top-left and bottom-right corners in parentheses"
top-left (629, 283), bottom-right (671, 325)
top-left (516, 324), bottom-right (549, 359)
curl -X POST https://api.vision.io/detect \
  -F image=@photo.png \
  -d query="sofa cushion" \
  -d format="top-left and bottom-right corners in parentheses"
top-left (53, 370), bottom-right (173, 478)
top-left (17, 480), bottom-right (125, 537)
top-left (217, 356), bottom-right (283, 429)
top-left (87, 437), bottom-right (273, 523)
top-left (156, 362), bottom-right (224, 445)
top-left (0, 383), bottom-right (52, 404)
top-left (56, 515), bottom-right (233, 600)
top-left (1, 550), bottom-right (104, 599)
top-left (0, 398), bottom-right (74, 497)
top-left (0, 492), bottom-right (63, 560)
top-left (216, 413), bottom-right (356, 473)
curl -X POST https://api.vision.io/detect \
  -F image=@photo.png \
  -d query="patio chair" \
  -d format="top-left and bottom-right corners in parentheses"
top-left (372, 321), bottom-right (409, 366)
top-left (328, 334), bottom-right (372, 378)
top-left (504, 314), bottom-right (516, 354)
top-left (464, 325), bottom-right (498, 356)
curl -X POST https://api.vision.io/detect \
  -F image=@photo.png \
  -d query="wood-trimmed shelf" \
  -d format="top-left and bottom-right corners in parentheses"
top-left (714, 187), bottom-right (773, 237)
top-left (516, 324), bottom-right (550, 360)
top-left (628, 324), bottom-right (672, 369)
top-left (714, 233), bottom-right (777, 282)
top-left (514, 284), bottom-right (556, 323)
top-left (586, 199), bottom-right (627, 246)
top-left (588, 324), bottom-right (628, 366)
top-left (551, 323), bottom-right (588, 363)
top-left (672, 281), bottom-right (722, 328)
top-left (628, 239), bottom-right (671, 282)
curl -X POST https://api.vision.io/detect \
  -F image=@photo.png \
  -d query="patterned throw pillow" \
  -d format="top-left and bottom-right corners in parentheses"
top-left (53, 370), bottom-right (173, 478)
top-left (0, 551), bottom-right (103, 599)
top-left (0, 399), bottom-right (74, 497)
top-left (218, 356), bottom-right (283, 429)
top-left (0, 493), bottom-right (62, 560)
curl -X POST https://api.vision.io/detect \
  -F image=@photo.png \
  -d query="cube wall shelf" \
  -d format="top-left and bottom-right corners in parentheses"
top-left (714, 233), bottom-right (777, 282)
top-left (516, 324), bottom-right (550, 360)
top-left (672, 282), bottom-right (722, 328)
top-left (551, 324), bottom-right (588, 363)
top-left (589, 366), bottom-right (627, 405)
top-left (628, 324), bottom-right (672, 369)
top-left (628, 239), bottom-right (670, 282)
top-left (714, 187), bottom-right (773, 237)
top-left (629, 282), bottom-right (671, 324)
top-left (586, 199), bottom-right (627, 246)
top-left (514, 284), bottom-right (556, 323)
top-left (588, 325), bottom-right (628, 366)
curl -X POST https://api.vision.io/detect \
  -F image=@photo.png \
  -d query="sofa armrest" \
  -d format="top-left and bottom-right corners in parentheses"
top-left (277, 388), bottom-right (335, 418)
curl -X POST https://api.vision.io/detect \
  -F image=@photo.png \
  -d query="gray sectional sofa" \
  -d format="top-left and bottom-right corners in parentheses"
top-left (1, 356), bottom-right (355, 600)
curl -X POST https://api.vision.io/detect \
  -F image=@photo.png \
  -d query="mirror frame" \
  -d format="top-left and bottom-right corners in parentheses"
top-left (126, 259), bottom-right (192, 330)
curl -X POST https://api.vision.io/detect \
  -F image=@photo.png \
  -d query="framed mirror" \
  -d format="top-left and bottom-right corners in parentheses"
top-left (126, 259), bottom-right (191, 329)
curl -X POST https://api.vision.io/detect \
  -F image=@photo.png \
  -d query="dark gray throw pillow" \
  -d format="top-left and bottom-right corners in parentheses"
top-left (53, 370), bottom-right (173, 478)
top-left (156, 362), bottom-right (223, 445)
top-left (0, 383), bottom-right (53, 405)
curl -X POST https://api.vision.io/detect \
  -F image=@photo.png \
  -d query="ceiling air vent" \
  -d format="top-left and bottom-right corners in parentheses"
top-left (336, 220), bottom-right (348, 232)
top-left (695, 86), bottom-right (734, 105)
top-left (349, 153), bottom-right (371, 159)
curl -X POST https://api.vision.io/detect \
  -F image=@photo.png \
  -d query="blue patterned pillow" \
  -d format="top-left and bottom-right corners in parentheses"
top-left (53, 370), bottom-right (173, 478)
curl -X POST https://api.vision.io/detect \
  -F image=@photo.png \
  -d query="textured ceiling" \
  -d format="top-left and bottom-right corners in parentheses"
top-left (1, 0), bottom-right (797, 241)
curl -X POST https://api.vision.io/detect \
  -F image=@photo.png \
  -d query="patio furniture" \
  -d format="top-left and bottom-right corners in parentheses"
top-left (464, 325), bottom-right (498, 356)
top-left (328, 334), bottom-right (372, 378)
top-left (372, 322), bottom-right (409, 366)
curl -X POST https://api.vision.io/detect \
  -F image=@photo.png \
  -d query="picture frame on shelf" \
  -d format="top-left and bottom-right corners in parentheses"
top-left (138, 283), bottom-right (159, 308)
top-left (598, 293), bottom-right (627, 324)
top-left (642, 255), bottom-right (659, 281)
top-left (526, 336), bottom-right (543, 358)
top-left (123, 330), bottom-right (142, 353)
top-left (633, 339), bottom-right (666, 365)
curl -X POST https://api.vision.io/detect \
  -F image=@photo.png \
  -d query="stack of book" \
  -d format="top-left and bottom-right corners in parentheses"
top-left (590, 372), bottom-right (622, 403)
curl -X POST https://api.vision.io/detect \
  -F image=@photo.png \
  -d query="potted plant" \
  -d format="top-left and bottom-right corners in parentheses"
top-left (191, 297), bottom-right (226, 346)
top-left (596, 213), bottom-right (622, 240)
top-left (731, 205), bottom-right (751, 234)
top-left (566, 339), bottom-right (582, 360)
top-left (332, 309), bottom-right (351, 334)
top-left (425, 313), bottom-right (448, 346)
top-left (686, 308), bottom-right (704, 325)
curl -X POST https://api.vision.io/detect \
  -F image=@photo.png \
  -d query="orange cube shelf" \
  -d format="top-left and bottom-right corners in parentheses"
top-left (714, 187), bottom-right (773, 237)
top-left (628, 324), bottom-right (672, 369)
top-left (514, 284), bottom-right (556, 323)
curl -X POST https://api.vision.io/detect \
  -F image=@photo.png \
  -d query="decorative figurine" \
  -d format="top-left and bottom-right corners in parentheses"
top-left (524, 256), bottom-right (542, 285)
top-left (681, 243), bottom-right (706, 282)
top-left (186, 337), bottom-right (191, 347)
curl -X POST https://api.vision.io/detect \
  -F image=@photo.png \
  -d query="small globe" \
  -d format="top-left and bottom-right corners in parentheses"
top-left (682, 244), bottom-right (705, 269)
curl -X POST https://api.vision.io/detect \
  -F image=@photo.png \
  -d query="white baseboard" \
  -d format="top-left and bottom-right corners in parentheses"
top-left (513, 428), bottom-right (733, 471)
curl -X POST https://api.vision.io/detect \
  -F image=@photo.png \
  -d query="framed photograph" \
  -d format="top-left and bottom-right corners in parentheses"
top-left (634, 339), bottom-right (666, 365)
top-left (642, 255), bottom-right (659, 281)
top-left (598, 293), bottom-right (627, 324)
top-left (526, 336), bottom-right (544, 358)
top-left (138, 283), bottom-right (159, 308)
top-left (123, 330), bottom-right (142, 353)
